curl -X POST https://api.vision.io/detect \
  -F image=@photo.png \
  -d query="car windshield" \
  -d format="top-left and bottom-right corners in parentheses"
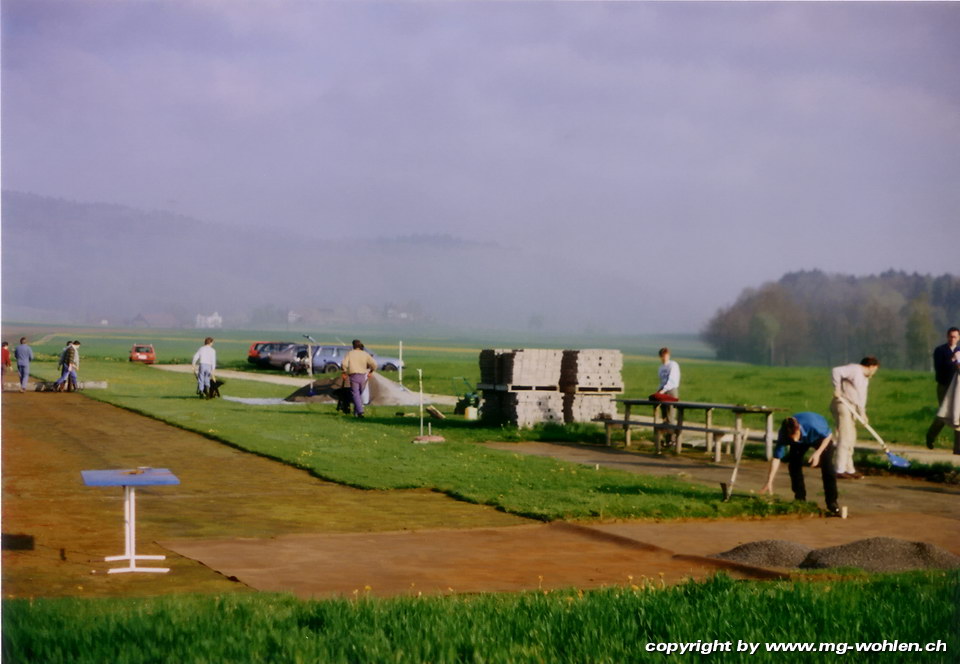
top-left (134, 346), bottom-right (152, 352)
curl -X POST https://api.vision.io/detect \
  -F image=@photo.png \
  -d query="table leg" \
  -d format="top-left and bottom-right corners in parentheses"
top-left (106, 486), bottom-right (169, 574)
top-left (733, 413), bottom-right (744, 463)
top-left (652, 404), bottom-right (661, 454)
top-left (623, 404), bottom-right (632, 448)
top-left (674, 407), bottom-right (685, 454)
top-left (705, 409), bottom-right (714, 455)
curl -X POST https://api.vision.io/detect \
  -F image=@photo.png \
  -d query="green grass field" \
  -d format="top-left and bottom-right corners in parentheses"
top-left (7, 326), bottom-right (958, 662)
top-left (4, 572), bottom-right (957, 664)
top-left (18, 324), bottom-right (947, 446)
top-left (25, 359), bottom-right (806, 521)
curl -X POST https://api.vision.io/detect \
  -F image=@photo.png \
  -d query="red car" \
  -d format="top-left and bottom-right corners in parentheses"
top-left (248, 341), bottom-right (288, 366)
top-left (129, 344), bottom-right (156, 364)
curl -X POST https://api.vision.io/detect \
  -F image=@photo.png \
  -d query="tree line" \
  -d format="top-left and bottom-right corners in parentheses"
top-left (702, 270), bottom-right (960, 370)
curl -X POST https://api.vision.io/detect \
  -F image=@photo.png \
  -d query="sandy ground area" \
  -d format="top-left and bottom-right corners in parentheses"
top-left (4, 387), bottom-right (957, 599)
top-left (1, 388), bottom-right (522, 598)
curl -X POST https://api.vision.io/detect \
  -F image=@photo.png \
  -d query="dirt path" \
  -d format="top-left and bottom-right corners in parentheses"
top-left (483, 441), bottom-right (960, 520)
top-left (1, 389), bottom-right (524, 598)
top-left (5, 389), bottom-right (958, 600)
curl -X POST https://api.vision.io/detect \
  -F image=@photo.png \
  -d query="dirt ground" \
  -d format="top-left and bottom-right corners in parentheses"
top-left (4, 388), bottom-right (958, 600)
top-left (483, 441), bottom-right (960, 520)
top-left (1, 388), bottom-right (524, 598)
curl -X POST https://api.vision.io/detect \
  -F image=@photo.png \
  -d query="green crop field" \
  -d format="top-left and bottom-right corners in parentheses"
top-left (17, 324), bottom-right (947, 447)
top-left (4, 572), bottom-right (957, 664)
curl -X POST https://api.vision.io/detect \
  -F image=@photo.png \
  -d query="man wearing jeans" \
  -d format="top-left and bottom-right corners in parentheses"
top-left (341, 339), bottom-right (376, 418)
top-left (760, 412), bottom-right (839, 516)
top-left (191, 337), bottom-right (216, 398)
top-left (926, 327), bottom-right (960, 449)
top-left (14, 337), bottom-right (33, 392)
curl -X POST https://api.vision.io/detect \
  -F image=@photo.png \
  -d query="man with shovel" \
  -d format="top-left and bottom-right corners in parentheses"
top-left (759, 412), bottom-right (840, 516)
top-left (830, 356), bottom-right (880, 479)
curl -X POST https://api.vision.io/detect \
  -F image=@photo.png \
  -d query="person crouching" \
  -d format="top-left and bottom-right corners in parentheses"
top-left (760, 412), bottom-right (840, 516)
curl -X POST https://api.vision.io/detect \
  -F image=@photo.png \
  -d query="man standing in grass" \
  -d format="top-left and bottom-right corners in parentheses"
top-left (830, 356), bottom-right (880, 480)
top-left (14, 337), bottom-right (33, 392)
top-left (926, 327), bottom-right (960, 449)
top-left (342, 339), bottom-right (376, 419)
top-left (653, 347), bottom-right (681, 443)
top-left (191, 337), bottom-right (216, 399)
top-left (760, 412), bottom-right (840, 516)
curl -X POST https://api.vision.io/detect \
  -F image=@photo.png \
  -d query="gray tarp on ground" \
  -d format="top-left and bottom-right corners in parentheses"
top-left (286, 372), bottom-right (429, 406)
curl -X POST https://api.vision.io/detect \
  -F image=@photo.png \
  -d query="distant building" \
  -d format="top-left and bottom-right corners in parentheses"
top-left (195, 311), bottom-right (223, 329)
top-left (131, 312), bottom-right (182, 328)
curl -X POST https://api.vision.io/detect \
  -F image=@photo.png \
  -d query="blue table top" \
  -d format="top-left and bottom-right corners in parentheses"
top-left (81, 468), bottom-right (180, 487)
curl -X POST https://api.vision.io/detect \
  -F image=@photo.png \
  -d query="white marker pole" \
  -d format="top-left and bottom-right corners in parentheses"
top-left (399, 341), bottom-right (404, 386)
top-left (418, 369), bottom-right (424, 437)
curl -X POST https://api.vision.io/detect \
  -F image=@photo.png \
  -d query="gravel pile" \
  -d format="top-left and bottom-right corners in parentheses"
top-left (712, 540), bottom-right (813, 568)
top-left (711, 537), bottom-right (960, 572)
top-left (799, 537), bottom-right (960, 573)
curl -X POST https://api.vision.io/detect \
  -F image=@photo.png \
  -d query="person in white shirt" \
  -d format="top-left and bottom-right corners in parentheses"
top-left (191, 337), bottom-right (217, 399)
top-left (830, 356), bottom-right (880, 479)
top-left (654, 347), bottom-right (681, 440)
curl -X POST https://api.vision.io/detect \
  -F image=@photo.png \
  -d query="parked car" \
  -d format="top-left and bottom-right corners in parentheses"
top-left (247, 341), bottom-right (278, 365)
top-left (252, 341), bottom-right (296, 367)
top-left (311, 345), bottom-right (403, 373)
top-left (129, 344), bottom-right (156, 364)
top-left (267, 344), bottom-right (309, 372)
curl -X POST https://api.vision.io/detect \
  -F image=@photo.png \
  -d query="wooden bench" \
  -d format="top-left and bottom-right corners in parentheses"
top-left (605, 399), bottom-right (784, 461)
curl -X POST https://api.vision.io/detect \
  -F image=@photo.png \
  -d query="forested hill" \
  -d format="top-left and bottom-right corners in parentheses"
top-left (702, 271), bottom-right (960, 370)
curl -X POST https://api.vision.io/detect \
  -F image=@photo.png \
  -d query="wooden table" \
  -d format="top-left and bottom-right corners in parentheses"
top-left (610, 399), bottom-right (783, 461)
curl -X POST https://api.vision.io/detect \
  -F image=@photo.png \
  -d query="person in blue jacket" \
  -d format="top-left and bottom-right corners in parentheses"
top-left (759, 411), bottom-right (840, 516)
top-left (14, 337), bottom-right (33, 392)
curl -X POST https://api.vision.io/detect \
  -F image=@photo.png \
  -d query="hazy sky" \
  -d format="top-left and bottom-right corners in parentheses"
top-left (2, 1), bottom-right (958, 331)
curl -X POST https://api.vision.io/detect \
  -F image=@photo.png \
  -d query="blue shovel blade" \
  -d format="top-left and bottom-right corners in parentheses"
top-left (886, 452), bottom-right (911, 468)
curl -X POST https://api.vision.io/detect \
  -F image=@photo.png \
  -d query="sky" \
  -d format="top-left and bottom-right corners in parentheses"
top-left (2, 0), bottom-right (958, 332)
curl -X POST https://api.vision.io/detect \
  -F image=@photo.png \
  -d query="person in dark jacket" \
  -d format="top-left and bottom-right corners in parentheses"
top-left (926, 327), bottom-right (960, 449)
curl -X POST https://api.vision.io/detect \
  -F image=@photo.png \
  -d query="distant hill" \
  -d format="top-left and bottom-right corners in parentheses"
top-left (1, 191), bottom-right (626, 332)
top-left (702, 270), bottom-right (960, 369)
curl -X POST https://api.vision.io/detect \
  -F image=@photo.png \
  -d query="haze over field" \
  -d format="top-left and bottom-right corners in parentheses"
top-left (2, 1), bottom-right (957, 333)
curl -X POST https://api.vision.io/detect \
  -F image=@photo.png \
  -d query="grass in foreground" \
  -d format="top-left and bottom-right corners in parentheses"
top-left (3, 572), bottom-right (957, 663)
top-left (27, 361), bottom-right (810, 521)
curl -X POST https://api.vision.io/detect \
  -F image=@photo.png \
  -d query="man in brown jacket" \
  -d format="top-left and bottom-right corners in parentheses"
top-left (342, 339), bottom-right (377, 418)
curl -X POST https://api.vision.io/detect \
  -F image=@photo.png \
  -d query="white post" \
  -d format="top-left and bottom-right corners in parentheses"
top-left (418, 368), bottom-right (424, 437)
top-left (399, 341), bottom-right (404, 386)
top-left (307, 344), bottom-right (313, 377)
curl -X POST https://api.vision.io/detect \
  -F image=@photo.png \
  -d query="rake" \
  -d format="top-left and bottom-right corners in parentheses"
top-left (721, 428), bottom-right (748, 502)
top-left (838, 396), bottom-right (910, 468)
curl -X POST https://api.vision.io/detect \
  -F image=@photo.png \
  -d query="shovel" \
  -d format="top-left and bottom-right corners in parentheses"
top-left (838, 396), bottom-right (910, 468)
top-left (721, 428), bottom-right (748, 501)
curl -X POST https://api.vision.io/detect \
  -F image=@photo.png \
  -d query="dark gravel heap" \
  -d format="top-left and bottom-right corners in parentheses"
top-left (712, 540), bottom-right (813, 568)
top-left (800, 537), bottom-right (960, 573)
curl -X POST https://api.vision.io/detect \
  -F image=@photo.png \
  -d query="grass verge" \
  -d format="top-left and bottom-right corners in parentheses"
top-left (4, 572), bottom-right (957, 663)
top-left (26, 361), bottom-right (811, 521)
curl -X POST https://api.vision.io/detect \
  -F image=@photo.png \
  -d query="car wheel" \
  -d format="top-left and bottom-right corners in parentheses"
top-left (284, 362), bottom-right (293, 373)
top-left (324, 363), bottom-right (340, 374)
top-left (383, 363), bottom-right (398, 371)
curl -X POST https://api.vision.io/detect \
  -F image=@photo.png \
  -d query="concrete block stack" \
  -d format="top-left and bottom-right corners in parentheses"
top-left (562, 393), bottom-right (619, 423)
top-left (559, 349), bottom-right (623, 423)
top-left (479, 348), bottom-right (622, 427)
top-left (478, 349), bottom-right (563, 428)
